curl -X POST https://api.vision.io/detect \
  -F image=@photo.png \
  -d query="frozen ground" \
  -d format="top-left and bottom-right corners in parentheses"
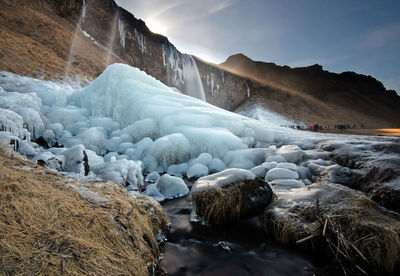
top-left (0, 64), bottom-right (399, 210)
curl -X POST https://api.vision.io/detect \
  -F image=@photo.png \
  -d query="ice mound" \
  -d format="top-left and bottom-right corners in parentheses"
top-left (277, 145), bottom-right (303, 163)
top-left (92, 159), bottom-right (144, 190)
top-left (187, 163), bottom-right (209, 179)
top-left (250, 161), bottom-right (278, 178)
top-left (67, 64), bottom-right (294, 171)
top-left (155, 174), bottom-right (189, 200)
top-left (265, 168), bottom-right (299, 182)
top-left (0, 108), bottom-right (25, 138)
top-left (145, 171), bottom-right (161, 183)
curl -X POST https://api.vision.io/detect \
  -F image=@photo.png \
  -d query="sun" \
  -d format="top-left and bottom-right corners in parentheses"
top-left (145, 18), bottom-right (167, 35)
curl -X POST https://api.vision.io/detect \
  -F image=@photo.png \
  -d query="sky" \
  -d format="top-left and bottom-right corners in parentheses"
top-left (115, 0), bottom-right (400, 93)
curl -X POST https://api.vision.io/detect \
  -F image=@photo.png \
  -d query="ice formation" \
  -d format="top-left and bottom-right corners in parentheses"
top-left (155, 174), bottom-right (189, 199)
top-left (2, 63), bottom-right (397, 204)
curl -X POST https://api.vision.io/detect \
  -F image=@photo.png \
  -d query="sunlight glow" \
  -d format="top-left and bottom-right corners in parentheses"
top-left (145, 18), bottom-right (168, 35)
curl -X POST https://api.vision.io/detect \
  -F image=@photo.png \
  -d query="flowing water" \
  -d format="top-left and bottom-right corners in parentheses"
top-left (104, 11), bottom-right (119, 67)
top-left (64, 0), bottom-right (87, 79)
top-left (160, 195), bottom-right (327, 276)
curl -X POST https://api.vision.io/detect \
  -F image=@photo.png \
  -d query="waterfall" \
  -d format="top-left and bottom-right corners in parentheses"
top-left (104, 12), bottom-right (118, 67)
top-left (162, 43), bottom-right (206, 101)
top-left (182, 55), bottom-right (206, 101)
top-left (64, 0), bottom-right (87, 79)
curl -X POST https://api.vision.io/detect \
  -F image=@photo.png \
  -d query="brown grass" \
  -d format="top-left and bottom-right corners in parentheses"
top-left (192, 185), bottom-right (242, 225)
top-left (264, 184), bottom-right (400, 274)
top-left (192, 179), bottom-right (273, 225)
top-left (0, 151), bottom-right (167, 275)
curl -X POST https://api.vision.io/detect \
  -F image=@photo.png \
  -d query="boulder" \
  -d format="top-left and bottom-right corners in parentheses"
top-left (191, 168), bottom-right (273, 225)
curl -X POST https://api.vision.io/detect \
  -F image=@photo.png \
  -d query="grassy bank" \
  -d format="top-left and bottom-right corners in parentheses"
top-left (0, 151), bottom-right (167, 275)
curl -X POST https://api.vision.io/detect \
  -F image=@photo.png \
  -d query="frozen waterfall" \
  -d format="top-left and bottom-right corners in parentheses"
top-left (162, 43), bottom-right (206, 101)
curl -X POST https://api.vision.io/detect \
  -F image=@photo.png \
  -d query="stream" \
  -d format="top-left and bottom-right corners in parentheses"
top-left (159, 195), bottom-right (328, 276)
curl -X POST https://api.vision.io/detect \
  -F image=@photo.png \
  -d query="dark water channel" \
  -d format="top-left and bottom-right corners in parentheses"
top-left (159, 195), bottom-right (327, 276)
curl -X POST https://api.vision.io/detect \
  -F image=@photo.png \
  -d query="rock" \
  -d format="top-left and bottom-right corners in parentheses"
top-left (264, 183), bottom-right (400, 274)
top-left (191, 169), bottom-right (273, 225)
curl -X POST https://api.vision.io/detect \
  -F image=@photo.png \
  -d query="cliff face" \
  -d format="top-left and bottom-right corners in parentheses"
top-left (1, 0), bottom-right (399, 128)
top-left (219, 54), bottom-right (400, 127)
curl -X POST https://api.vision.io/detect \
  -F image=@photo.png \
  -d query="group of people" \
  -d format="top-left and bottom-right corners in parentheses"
top-left (305, 124), bottom-right (358, 132)
top-left (334, 124), bottom-right (357, 130)
top-left (280, 123), bottom-right (359, 132)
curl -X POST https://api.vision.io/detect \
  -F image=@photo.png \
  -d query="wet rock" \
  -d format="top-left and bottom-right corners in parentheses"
top-left (264, 183), bottom-right (400, 275)
top-left (191, 169), bottom-right (273, 225)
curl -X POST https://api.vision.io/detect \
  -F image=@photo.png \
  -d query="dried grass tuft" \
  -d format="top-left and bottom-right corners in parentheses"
top-left (192, 179), bottom-right (273, 225)
top-left (0, 152), bottom-right (167, 276)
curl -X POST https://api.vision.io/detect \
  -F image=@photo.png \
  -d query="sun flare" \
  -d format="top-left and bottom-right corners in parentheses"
top-left (145, 18), bottom-right (167, 35)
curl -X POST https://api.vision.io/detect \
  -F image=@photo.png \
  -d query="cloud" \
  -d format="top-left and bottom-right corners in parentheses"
top-left (360, 23), bottom-right (400, 49)
top-left (116, 0), bottom-right (237, 26)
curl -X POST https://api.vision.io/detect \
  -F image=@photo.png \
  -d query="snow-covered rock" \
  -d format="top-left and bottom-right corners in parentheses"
top-left (156, 174), bottom-right (189, 199)
top-left (265, 168), bottom-right (299, 182)
top-left (277, 145), bottom-right (303, 163)
top-left (191, 169), bottom-right (273, 224)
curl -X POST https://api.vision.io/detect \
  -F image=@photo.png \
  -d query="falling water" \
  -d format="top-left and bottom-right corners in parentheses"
top-left (64, 0), bottom-right (87, 79)
top-left (104, 11), bottom-right (119, 67)
top-left (182, 54), bottom-right (206, 101)
top-left (162, 42), bottom-right (206, 101)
